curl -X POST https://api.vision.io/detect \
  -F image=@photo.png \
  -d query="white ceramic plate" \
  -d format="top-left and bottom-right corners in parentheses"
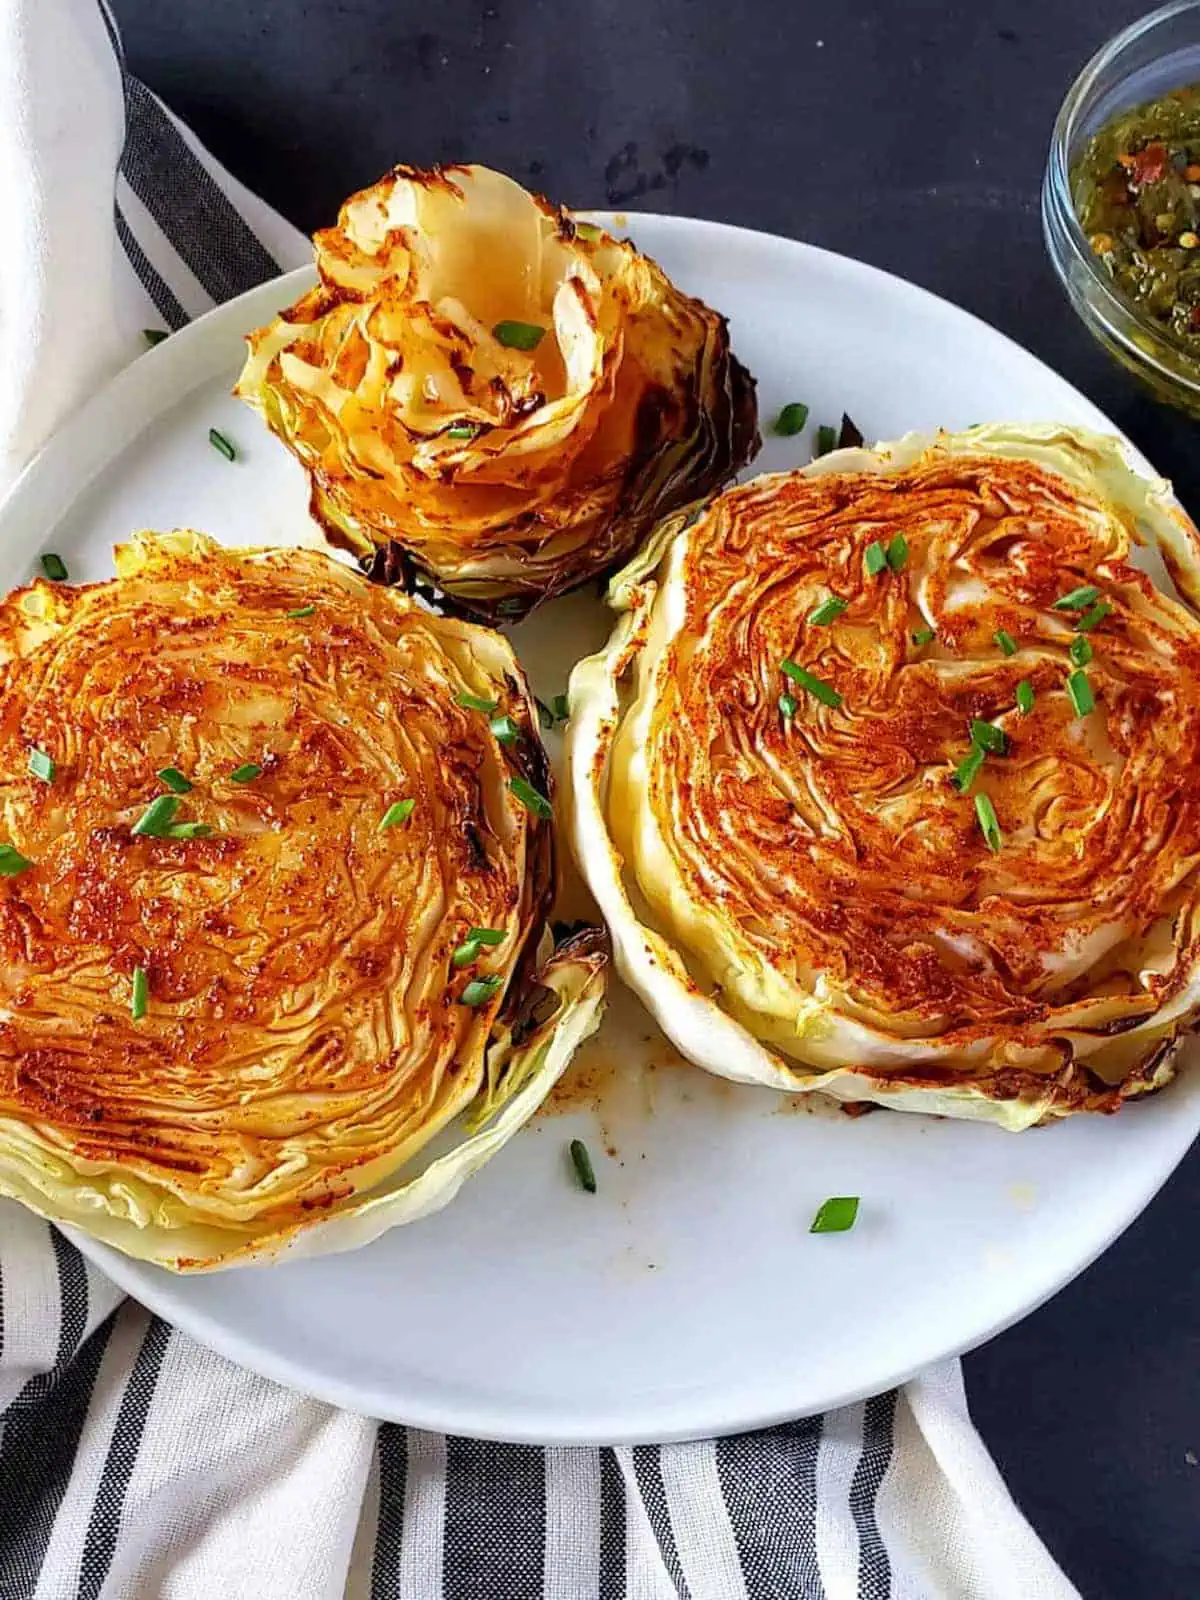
top-left (7, 214), bottom-right (1197, 1444)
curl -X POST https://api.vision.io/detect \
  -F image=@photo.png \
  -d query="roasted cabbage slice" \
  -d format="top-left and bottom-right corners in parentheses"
top-left (0, 531), bottom-right (606, 1269)
top-left (567, 424), bottom-right (1200, 1129)
top-left (235, 163), bottom-right (758, 621)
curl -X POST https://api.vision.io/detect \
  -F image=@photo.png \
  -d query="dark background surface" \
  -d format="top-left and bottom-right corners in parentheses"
top-left (111, 1), bottom-right (1199, 1593)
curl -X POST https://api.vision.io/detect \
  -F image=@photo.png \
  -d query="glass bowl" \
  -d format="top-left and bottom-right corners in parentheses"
top-left (1044, 0), bottom-right (1200, 415)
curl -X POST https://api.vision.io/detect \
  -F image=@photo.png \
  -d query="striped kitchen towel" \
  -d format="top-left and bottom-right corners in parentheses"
top-left (0, 1), bottom-right (1080, 1596)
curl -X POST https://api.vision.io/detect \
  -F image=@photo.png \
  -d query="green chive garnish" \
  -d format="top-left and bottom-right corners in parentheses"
top-left (815, 424), bottom-right (837, 456)
top-left (1016, 680), bottom-right (1035, 715)
top-left (0, 843), bottom-right (32, 876)
top-left (774, 402), bottom-right (810, 436)
top-left (810, 1196), bottom-right (859, 1234)
top-left (569, 1138), bottom-right (598, 1193)
top-left (535, 693), bottom-right (570, 728)
top-left (975, 792), bottom-right (1002, 851)
top-left (970, 719), bottom-right (1007, 755)
top-left (808, 596), bottom-right (847, 626)
top-left (143, 328), bottom-right (168, 347)
top-left (157, 767), bottom-right (193, 794)
top-left (953, 746), bottom-right (985, 793)
top-left (1068, 635), bottom-right (1093, 667)
top-left (574, 221), bottom-right (602, 241)
top-left (1075, 601), bottom-right (1112, 633)
top-left (446, 423), bottom-right (479, 440)
top-left (28, 748), bottom-right (55, 784)
top-left (379, 799), bottom-right (415, 830)
top-left (886, 534), bottom-right (908, 572)
top-left (864, 541), bottom-right (888, 577)
top-left (455, 691), bottom-right (499, 714)
top-left (492, 320), bottom-right (545, 351)
top-left (453, 926), bottom-right (508, 966)
top-left (166, 822), bottom-right (213, 840)
top-left (994, 629), bottom-right (1017, 656)
top-left (489, 714), bottom-right (520, 745)
top-left (208, 428), bottom-right (236, 462)
top-left (460, 974), bottom-right (503, 1007)
top-left (1052, 585), bottom-right (1100, 612)
top-left (286, 604), bottom-right (316, 619)
top-left (40, 553), bottom-right (68, 582)
top-left (509, 776), bottom-right (552, 819)
top-left (1067, 670), bottom-right (1094, 717)
top-left (131, 795), bottom-right (180, 837)
top-left (780, 660), bottom-right (843, 708)
top-left (779, 691), bottom-right (798, 718)
top-left (229, 763), bottom-right (261, 784)
top-left (912, 628), bottom-right (936, 646)
top-left (131, 965), bottom-right (148, 1021)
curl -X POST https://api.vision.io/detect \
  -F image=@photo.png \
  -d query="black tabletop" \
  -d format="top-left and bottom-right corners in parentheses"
top-left (111, 1), bottom-right (1199, 1592)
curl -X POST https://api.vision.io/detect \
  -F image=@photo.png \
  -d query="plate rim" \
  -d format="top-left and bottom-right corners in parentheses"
top-left (7, 210), bottom-right (1196, 1443)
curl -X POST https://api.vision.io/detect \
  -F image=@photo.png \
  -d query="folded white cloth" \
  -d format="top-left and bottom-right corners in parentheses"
top-left (0, 2), bottom-right (1081, 1596)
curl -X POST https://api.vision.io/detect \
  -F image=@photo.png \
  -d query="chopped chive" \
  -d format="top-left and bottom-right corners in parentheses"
top-left (0, 843), bottom-right (32, 876)
top-left (864, 540), bottom-right (888, 577)
top-left (460, 974), bottom-right (503, 1007)
top-left (229, 763), bottom-right (262, 784)
top-left (970, 719), bottom-right (1008, 756)
top-left (509, 776), bottom-right (552, 819)
top-left (994, 628), bottom-right (1017, 656)
top-left (208, 428), bottom-right (236, 462)
top-left (912, 627), bottom-right (936, 646)
top-left (953, 745), bottom-right (986, 793)
top-left (536, 697), bottom-right (556, 731)
top-left (815, 423), bottom-right (837, 456)
top-left (1066, 670), bottom-right (1095, 717)
top-left (131, 795), bottom-right (180, 837)
top-left (810, 1196), bottom-right (859, 1234)
top-left (453, 929), bottom-right (505, 967)
top-left (446, 422), bottom-right (479, 440)
top-left (40, 553), bottom-right (68, 582)
top-left (975, 792), bottom-right (1002, 851)
top-left (166, 822), bottom-right (213, 839)
top-left (1069, 635), bottom-right (1093, 667)
top-left (808, 595), bottom-right (847, 626)
top-left (28, 748), bottom-right (55, 784)
top-left (1075, 600), bottom-right (1112, 633)
top-left (780, 660), bottom-right (843, 708)
top-left (886, 534), bottom-right (909, 572)
top-left (1016, 679), bottom-right (1035, 714)
top-left (492, 320), bottom-right (545, 351)
top-left (552, 693), bottom-right (570, 722)
top-left (157, 767), bottom-right (193, 794)
top-left (569, 1138), bottom-right (598, 1193)
top-left (379, 798), bottom-right (415, 830)
top-left (131, 965), bottom-right (148, 1021)
top-left (574, 221), bottom-right (602, 241)
top-left (455, 691), bottom-right (499, 714)
top-left (778, 691), bottom-right (798, 718)
top-left (489, 714), bottom-right (520, 745)
top-left (286, 604), bottom-right (316, 619)
top-left (774, 401), bottom-right (810, 436)
top-left (142, 328), bottom-right (168, 347)
top-left (1052, 585), bottom-right (1100, 612)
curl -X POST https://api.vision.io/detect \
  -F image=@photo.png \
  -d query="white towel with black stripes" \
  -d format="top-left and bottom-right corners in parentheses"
top-left (0, 2), bottom-right (1080, 1597)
